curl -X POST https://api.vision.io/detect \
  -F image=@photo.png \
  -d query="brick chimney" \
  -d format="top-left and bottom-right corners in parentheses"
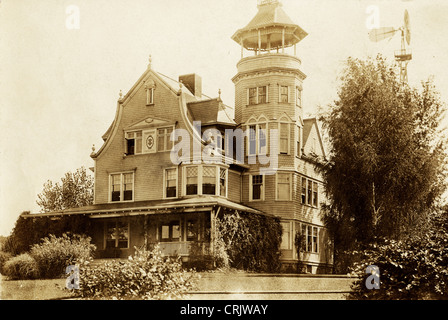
top-left (179, 74), bottom-right (202, 98)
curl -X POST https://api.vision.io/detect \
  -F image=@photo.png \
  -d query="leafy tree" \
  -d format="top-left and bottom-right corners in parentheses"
top-left (36, 167), bottom-right (94, 212)
top-left (319, 55), bottom-right (447, 271)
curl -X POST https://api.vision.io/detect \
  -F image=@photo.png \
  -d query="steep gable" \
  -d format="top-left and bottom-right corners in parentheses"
top-left (303, 118), bottom-right (326, 159)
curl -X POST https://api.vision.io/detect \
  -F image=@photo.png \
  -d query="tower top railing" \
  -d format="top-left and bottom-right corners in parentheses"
top-left (258, 0), bottom-right (279, 7)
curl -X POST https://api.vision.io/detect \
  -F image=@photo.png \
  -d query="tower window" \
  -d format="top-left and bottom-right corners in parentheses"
top-left (296, 87), bottom-right (302, 107)
top-left (248, 86), bottom-right (268, 105)
top-left (280, 86), bottom-right (289, 103)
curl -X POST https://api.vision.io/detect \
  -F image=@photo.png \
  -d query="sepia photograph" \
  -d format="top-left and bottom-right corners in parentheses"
top-left (0, 0), bottom-right (447, 309)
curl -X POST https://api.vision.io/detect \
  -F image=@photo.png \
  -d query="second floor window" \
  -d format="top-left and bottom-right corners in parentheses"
top-left (165, 168), bottom-right (177, 198)
top-left (186, 166), bottom-right (198, 195)
top-left (301, 178), bottom-right (319, 208)
top-left (184, 165), bottom-right (227, 197)
top-left (110, 172), bottom-right (134, 202)
top-left (250, 174), bottom-right (264, 201)
top-left (276, 172), bottom-right (291, 201)
top-left (202, 166), bottom-right (216, 195)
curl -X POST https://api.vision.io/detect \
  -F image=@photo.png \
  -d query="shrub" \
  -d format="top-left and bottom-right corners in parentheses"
top-left (78, 245), bottom-right (197, 300)
top-left (4, 213), bottom-right (92, 256)
top-left (3, 253), bottom-right (40, 280)
top-left (348, 213), bottom-right (448, 300)
top-left (0, 251), bottom-right (13, 275)
top-left (214, 212), bottom-right (282, 272)
top-left (30, 233), bottom-right (96, 279)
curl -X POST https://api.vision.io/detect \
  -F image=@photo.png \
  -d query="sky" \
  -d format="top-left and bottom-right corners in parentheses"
top-left (1, 0), bottom-right (448, 236)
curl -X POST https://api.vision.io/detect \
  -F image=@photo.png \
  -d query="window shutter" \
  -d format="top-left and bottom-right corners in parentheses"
top-left (288, 86), bottom-right (291, 103)
top-left (246, 88), bottom-right (250, 106)
top-left (266, 85), bottom-right (269, 103)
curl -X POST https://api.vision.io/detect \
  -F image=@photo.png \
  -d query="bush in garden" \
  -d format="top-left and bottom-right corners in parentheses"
top-left (3, 253), bottom-right (40, 280)
top-left (0, 251), bottom-right (13, 275)
top-left (30, 233), bottom-right (96, 279)
top-left (348, 213), bottom-right (448, 300)
top-left (214, 212), bottom-right (282, 272)
top-left (78, 245), bottom-right (197, 300)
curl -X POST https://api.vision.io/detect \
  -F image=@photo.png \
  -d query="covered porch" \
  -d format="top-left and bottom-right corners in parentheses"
top-left (24, 196), bottom-right (264, 260)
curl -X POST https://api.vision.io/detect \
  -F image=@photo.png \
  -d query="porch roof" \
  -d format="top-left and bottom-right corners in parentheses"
top-left (22, 196), bottom-right (266, 219)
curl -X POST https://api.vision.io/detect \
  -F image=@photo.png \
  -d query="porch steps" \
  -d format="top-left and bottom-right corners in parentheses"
top-left (186, 273), bottom-right (356, 300)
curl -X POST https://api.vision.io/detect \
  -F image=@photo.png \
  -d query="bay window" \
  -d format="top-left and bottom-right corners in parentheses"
top-left (183, 165), bottom-right (227, 197)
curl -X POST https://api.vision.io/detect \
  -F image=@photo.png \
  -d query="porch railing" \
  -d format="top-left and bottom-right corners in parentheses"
top-left (158, 242), bottom-right (190, 256)
top-left (154, 241), bottom-right (211, 257)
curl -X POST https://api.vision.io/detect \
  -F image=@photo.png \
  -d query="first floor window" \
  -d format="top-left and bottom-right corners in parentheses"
top-left (159, 221), bottom-right (181, 242)
top-left (301, 224), bottom-right (318, 253)
top-left (105, 221), bottom-right (129, 249)
top-left (251, 174), bottom-right (264, 201)
top-left (277, 173), bottom-right (291, 201)
top-left (281, 222), bottom-right (291, 250)
top-left (187, 220), bottom-right (198, 241)
top-left (110, 172), bottom-right (134, 202)
top-left (165, 168), bottom-right (177, 198)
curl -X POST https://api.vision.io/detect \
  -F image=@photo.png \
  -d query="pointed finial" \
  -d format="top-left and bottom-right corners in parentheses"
top-left (90, 144), bottom-right (96, 156)
top-left (148, 54), bottom-right (152, 69)
top-left (119, 90), bottom-right (123, 100)
top-left (218, 89), bottom-right (222, 101)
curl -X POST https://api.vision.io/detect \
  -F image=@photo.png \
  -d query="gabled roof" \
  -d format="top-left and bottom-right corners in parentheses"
top-left (303, 117), bottom-right (327, 160)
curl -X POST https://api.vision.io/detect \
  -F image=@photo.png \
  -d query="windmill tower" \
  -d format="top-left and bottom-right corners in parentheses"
top-left (369, 10), bottom-right (412, 84)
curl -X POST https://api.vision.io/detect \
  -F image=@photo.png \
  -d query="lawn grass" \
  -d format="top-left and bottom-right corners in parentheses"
top-left (0, 274), bottom-right (74, 300)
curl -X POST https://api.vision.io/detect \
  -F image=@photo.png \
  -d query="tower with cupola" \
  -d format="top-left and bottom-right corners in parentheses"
top-left (232, 0), bottom-right (332, 273)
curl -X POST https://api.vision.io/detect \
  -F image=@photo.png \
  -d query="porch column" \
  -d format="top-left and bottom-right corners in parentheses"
top-left (210, 208), bottom-right (215, 256)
